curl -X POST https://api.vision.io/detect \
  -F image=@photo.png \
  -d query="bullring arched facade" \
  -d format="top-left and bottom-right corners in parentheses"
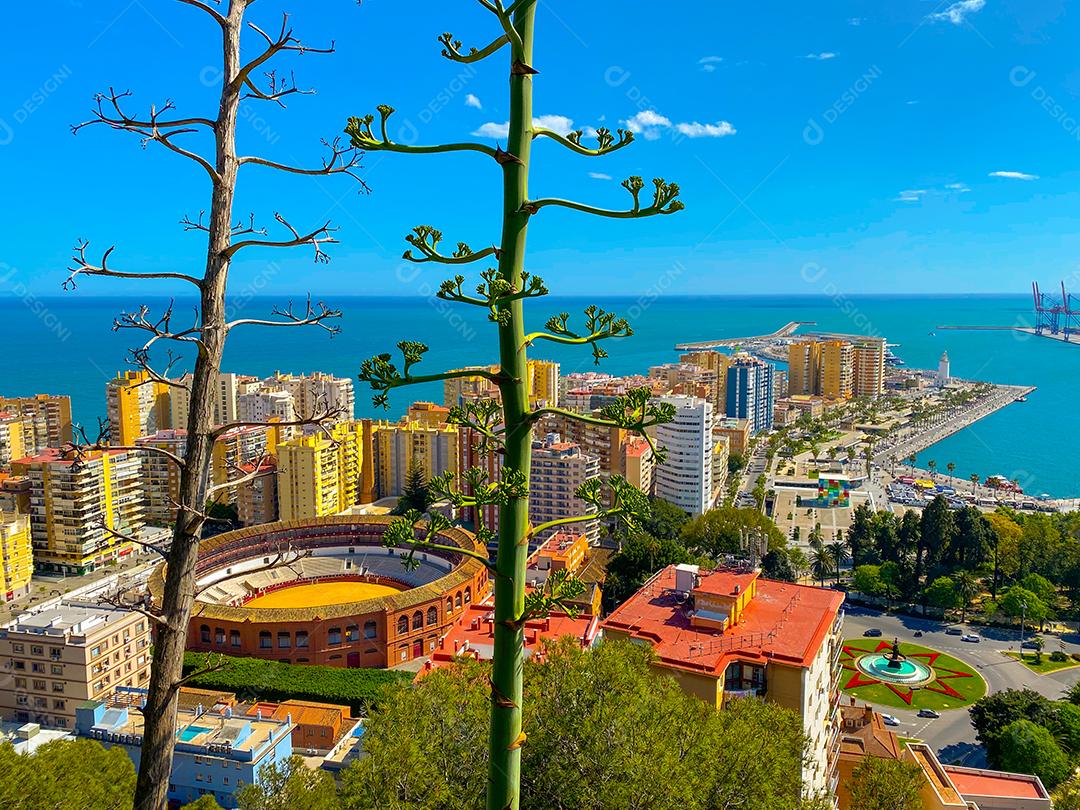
top-left (147, 515), bottom-right (490, 668)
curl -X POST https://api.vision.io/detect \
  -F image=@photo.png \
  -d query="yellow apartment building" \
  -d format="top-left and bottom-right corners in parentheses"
top-left (0, 512), bottom-right (32, 603)
top-left (105, 370), bottom-right (171, 446)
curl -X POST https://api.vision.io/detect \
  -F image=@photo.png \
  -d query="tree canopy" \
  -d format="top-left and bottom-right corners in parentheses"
top-left (0, 739), bottom-right (135, 810)
top-left (846, 756), bottom-right (924, 810)
top-left (996, 719), bottom-right (1071, 789)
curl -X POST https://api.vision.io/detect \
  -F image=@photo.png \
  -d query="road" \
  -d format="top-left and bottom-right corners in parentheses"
top-left (842, 606), bottom-right (1080, 766)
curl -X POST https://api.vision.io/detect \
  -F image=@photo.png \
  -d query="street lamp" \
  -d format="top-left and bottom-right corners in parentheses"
top-left (1020, 601), bottom-right (1027, 651)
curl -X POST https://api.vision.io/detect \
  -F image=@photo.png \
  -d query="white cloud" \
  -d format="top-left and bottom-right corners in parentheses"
top-left (906, 100), bottom-right (920, 106)
top-left (989, 170), bottom-right (1039, 180)
top-left (896, 189), bottom-right (928, 202)
top-left (675, 120), bottom-right (737, 138)
top-left (464, 94), bottom-right (482, 110)
top-left (848, 17), bottom-right (864, 26)
top-left (622, 110), bottom-right (737, 141)
top-left (472, 114), bottom-right (578, 139)
top-left (945, 182), bottom-right (971, 192)
top-left (928, 0), bottom-right (986, 25)
top-left (805, 52), bottom-right (837, 60)
top-left (698, 55), bottom-right (724, 73)
top-left (588, 172), bottom-right (613, 181)
top-left (623, 110), bottom-right (674, 140)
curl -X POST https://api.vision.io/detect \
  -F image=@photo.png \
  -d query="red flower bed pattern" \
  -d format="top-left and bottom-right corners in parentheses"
top-left (839, 641), bottom-right (976, 705)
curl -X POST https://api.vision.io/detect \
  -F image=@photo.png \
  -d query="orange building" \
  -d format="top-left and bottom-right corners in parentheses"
top-left (602, 565), bottom-right (845, 796)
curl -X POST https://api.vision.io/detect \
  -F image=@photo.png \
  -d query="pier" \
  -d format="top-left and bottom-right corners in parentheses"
top-left (675, 321), bottom-right (814, 351)
top-left (937, 325), bottom-right (1079, 345)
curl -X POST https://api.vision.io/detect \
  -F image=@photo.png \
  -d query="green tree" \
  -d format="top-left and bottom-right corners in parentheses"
top-left (602, 533), bottom-right (702, 611)
top-left (640, 498), bottom-right (689, 541)
top-left (847, 756), bottom-right (924, 810)
top-left (969, 689), bottom-right (1054, 765)
top-left (996, 719), bottom-right (1071, 788)
top-left (810, 546), bottom-right (836, 587)
top-left (237, 756), bottom-right (340, 810)
top-left (1049, 701), bottom-right (1080, 759)
top-left (680, 507), bottom-right (785, 560)
top-left (953, 569), bottom-right (980, 623)
top-left (827, 540), bottom-right (847, 584)
top-left (341, 639), bottom-right (811, 810)
top-left (182, 797), bottom-right (225, 810)
top-left (924, 576), bottom-right (960, 615)
top-left (853, 564), bottom-right (885, 598)
top-left (920, 496), bottom-right (956, 578)
top-left (393, 461), bottom-right (432, 515)
top-left (1053, 772), bottom-right (1080, 810)
top-left (0, 739), bottom-right (135, 809)
top-left (349, 9), bottom-right (682, 806)
top-left (761, 549), bottom-right (796, 582)
top-left (997, 585), bottom-right (1048, 630)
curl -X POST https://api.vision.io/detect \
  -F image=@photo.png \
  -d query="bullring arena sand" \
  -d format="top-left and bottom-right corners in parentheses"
top-left (244, 581), bottom-right (403, 609)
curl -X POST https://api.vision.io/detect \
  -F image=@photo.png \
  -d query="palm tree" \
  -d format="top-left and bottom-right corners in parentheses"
top-left (946, 461), bottom-right (956, 479)
top-left (811, 546), bottom-right (835, 587)
top-left (970, 473), bottom-right (980, 493)
top-left (927, 459), bottom-right (937, 478)
top-left (908, 453), bottom-right (918, 472)
top-left (954, 570), bottom-right (979, 623)
top-left (827, 540), bottom-right (847, 584)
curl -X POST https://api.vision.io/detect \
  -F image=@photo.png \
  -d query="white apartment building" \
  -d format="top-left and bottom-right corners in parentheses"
top-left (652, 395), bottom-right (715, 516)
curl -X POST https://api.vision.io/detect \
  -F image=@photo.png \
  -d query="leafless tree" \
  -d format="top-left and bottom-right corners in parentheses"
top-left (65, 3), bottom-right (363, 808)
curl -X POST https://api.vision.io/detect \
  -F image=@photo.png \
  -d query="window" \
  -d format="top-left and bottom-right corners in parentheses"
top-left (446, 597), bottom-right (453, 615)
top-left (295, 631), bottom-right (309, 649)
top-left (412, 611), bottom-right (423, 631)
top-left (328, 628), bottom-right (342, 645)
top-left (363, 621), bottom-right (376, 640)
top-left (31, 663), bottom-right (45, 674)
top-left (31, 645), bottom-right (43, 656)
top-left (397, 616), bottom-right (408, 635)
top-left (277, 633), bottom-right (291, 649)
top-left (230, 630), bottom-right (241, 648)
top-left (11, 644), bottom-right (23, 653)
top-left (90, 646), bottom-right (101, 658)
top-left (32, 680), bottom-right (46, 690)
top-left (345, 625), bottom-right (359, 642)
top-left (55, 718), bottom-right (67, 728)
top-left (455, 592), bottom-right (462, 610)
top-left (200, 625), bottom-right (211, 644)
top-left (426, 607), bottom-right (438, 626)
top-left (50, 665), bottom-right (63, 675)
top-left (52, 683), bottom-right (64, 693)
top-left (259, 632), bottom-right (272, 650)
top-left (52, 700), bottom-right (65, 710)
top-left (464, 587), bottom-right (472, 605)
top-left (215, 628), bottom-right (226, 645)
top-left (14, 678), bottom-right (25, 688)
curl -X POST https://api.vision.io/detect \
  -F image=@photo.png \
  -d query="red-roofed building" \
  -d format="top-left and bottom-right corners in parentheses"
top-left (902, 743), bottom-right (1050, 810)
top-left (420, 601), bottom-right (599, 677)
top-left (601, 563), bottom-right (845, 797)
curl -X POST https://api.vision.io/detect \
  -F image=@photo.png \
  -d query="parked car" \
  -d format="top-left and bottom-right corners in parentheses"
top-left (961, 634), bottom-right (981, 643)
top-left (863, 628), bottom-right (883, 637)
top-left (913, 630), bottom-right (924, 638)
top-left (881, 714), bottom-right (901, 727)
top-left (1021, 638), bottom-right (1042, 650)
top-left (945, 627), bottom-right (963, 636)
top-left (917, 709), bottom-right (941, 719)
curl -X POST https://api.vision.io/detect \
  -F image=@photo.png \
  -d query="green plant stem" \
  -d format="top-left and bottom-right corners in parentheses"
top-left (486, 6), bottom-right (535, 809)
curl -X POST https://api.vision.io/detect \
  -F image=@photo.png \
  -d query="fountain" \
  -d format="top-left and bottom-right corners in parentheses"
top-left (855, 638), bottom-right (934, 686)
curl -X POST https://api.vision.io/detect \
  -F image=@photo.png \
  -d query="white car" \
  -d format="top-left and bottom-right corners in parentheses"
top-left (961, 634), bottom-right (981, 643)
top-left (881, 714), bottom-right (901, 727)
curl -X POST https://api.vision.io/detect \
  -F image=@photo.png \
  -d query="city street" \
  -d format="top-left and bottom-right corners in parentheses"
top-left (841, 606), bottom-right (1080, 766)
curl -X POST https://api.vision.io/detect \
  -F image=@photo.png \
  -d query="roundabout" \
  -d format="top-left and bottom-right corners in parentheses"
top-left (839, 638), bottom-right (986, 711)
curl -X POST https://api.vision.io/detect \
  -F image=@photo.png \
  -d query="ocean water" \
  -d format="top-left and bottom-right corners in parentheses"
top-left (2, 293), bottom-right (1075, 497)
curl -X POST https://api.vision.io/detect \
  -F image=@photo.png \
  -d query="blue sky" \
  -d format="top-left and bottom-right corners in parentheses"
top-left (2, 0), bottom-right (1078, 299)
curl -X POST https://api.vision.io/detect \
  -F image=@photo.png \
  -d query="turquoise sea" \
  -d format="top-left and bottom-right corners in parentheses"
top-left (2, 293), bottom-right (1075, 497)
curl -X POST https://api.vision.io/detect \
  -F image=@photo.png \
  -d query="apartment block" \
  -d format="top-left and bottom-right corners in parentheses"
top-left (277, 422), bottom-right (363, 520)
top-left (106, 371), bottom-right (171, 446)
top-left (544, 410), bottom-right (626, 510)
top-left (135, 429), bottom-right (188, 525)
top-left (0, 512), bottom-right (32, 603)
top-left (170, 372), bottom-right (256, 429)
top-left (0, 395), bottom-right (73, 450)
top-left (443, 359), bottom-right (559, 408)
top-left (529, 433), bottom-right (600, 544)
top-left (211, 425), bottom-right (275, 504)
top-left (237, 459), bottom-right (278, 527)
top-left (622, 436), bottom-right (654, 496)
top-left (265, 371), bottom-right (354, 423)
top-left (852, 337), bottom-right (886, 398)
top-left (372, 419), bottom-right (458, 500)
top-left (725, 354), bottom-right (774, 435)
top-left (0, 415), bottom-right (27, 470)
top-left (12, 448), bottom-right (144, 575)
top-left (679, 351), bottom-right (734, 410)
top-left (651, 396), bottom-right (716, 516)
top-left (0, 602), bottom-right (151, 730)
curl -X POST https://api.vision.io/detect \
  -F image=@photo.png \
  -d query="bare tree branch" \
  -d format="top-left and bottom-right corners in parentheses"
top-left (176, 0), bottom-right (227, 27)
top-left (224, 213), bottom-right (339, 261)
top-left (226, 293), bottom-right (341, 334)
top-left (232, 13), bottom-right (335, 95)
top-left (238, 136), bottom-right (366, 186)
top-left (64, 241), bottom-right (203, 290)
top-left (205, 454), bottom-right (274, 498)
top-left (209, 400), bottom-right (347, 439)
top-left (242, 69), bottom-right (315, 107)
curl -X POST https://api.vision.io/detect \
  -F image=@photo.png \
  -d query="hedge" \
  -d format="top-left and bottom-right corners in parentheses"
top-left (181, 653), bottom-right (411, 716)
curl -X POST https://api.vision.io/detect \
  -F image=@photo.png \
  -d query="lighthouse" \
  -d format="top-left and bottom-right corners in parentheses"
top-left (937, 351), bottom-right (950, 386)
